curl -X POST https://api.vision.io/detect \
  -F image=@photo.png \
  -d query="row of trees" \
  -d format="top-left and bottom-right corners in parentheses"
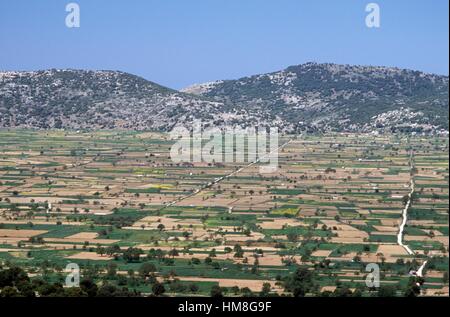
top-left (283, 266), bottom-right (431, 297)
top-left (0, 266), bottom-right (139, 297)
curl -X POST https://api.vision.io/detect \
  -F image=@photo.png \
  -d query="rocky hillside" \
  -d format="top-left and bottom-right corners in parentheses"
top-left (0, 64), bottom-right (448, 133)
top-left (0, 69), bottom-right (242, 131)
top-left (183, 63), bottom-right (449, 133)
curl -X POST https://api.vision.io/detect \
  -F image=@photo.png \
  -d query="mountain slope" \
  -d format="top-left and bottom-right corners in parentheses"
top-left (183, 63), bottom-right (449, 133)
top-left (0, 69), bottom-right (237, 131)
top-left (0, 64), bottom-right (448, 133)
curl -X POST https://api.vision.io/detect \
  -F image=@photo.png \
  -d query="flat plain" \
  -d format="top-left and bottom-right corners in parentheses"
top-left (0, 129), bottom-right (448, 296)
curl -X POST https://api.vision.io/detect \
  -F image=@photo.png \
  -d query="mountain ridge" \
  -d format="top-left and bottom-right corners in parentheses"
top-left (183, 62), bottom-right (448, 133)
top-left (182, 62), bottom-right (449, 92)
top-left (1, 63), bottom-right (448, 133)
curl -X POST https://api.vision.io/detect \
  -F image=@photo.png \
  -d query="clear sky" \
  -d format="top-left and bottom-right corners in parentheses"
top-left (0, 0), bottom-right (448, 89)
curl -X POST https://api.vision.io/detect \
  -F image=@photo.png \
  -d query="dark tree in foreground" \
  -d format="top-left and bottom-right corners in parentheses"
top-left (377, 285), bottom-right (397, 297)
top-left (284, 266), bottom-right (316, 297)
top-left (404, 277), bottom-right (423, 297)
top-left (210, 285), bottom-right (223, 298)
top-left (152, 282), bottom-right (166, 296)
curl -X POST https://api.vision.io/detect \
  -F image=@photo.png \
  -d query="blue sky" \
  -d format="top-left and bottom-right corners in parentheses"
top-left (0, 0), bottom-right (448, 89)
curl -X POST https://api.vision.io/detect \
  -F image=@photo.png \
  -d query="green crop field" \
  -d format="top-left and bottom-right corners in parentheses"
top-left (0, 130), bottom-right (448, 297)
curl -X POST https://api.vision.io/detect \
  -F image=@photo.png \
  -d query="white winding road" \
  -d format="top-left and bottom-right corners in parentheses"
top-left (397, 179), bottom-right (415, 255)
top-left (397, 151), bottom-right (415, 255)
top-left (397, 150), bottom-right (429, 284)
top-left (416, 260), bottom-right (428, 278)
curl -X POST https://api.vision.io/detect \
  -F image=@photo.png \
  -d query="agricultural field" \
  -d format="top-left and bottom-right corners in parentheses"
top-left (0, 129), bottom-right (448, 297)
